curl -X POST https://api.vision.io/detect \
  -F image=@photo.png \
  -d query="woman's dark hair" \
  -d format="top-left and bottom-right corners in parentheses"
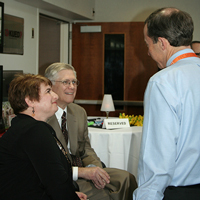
top-left (8, 73), bottom-right (52, 115)
top-left (145, 7), bottom-right (193, 46)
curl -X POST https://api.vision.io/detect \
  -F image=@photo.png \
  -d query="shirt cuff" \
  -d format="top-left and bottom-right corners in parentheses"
top-left (86, 164), bottom-right (96, 167)
top-left (72, 166), bottom-right (78, 181)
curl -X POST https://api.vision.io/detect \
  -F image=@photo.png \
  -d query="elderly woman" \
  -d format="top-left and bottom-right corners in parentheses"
top-left (0, 74), bottom-right (87, 200)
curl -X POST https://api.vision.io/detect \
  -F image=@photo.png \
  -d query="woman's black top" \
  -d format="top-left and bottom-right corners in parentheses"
top-left (0, 114), bottom-right (79, 200)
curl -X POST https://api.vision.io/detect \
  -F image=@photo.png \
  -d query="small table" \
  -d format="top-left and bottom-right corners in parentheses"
top-left (88, 126), bottom-right (143, 180)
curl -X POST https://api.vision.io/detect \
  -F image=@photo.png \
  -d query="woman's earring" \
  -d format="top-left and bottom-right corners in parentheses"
top-left (32, 107), bottom-right (35, 117)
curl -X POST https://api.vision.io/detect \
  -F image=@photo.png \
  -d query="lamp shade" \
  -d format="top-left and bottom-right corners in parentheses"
top-left (100, 94), bottom-right (115, 112)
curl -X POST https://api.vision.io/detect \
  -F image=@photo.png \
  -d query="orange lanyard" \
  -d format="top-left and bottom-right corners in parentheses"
top-left (170, 53), bottom-right (197, 65)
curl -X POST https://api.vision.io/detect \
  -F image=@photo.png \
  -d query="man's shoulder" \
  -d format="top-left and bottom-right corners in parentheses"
top-left (47, 114), bottom-right (57, 125)
top-left (68, 103), bottom-right (86, 114)
top-left (149, 66), bottom-right (172, 83)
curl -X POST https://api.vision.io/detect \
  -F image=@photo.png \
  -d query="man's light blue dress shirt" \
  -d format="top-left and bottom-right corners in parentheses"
top-left (133, 49), bottom-right (200, 200)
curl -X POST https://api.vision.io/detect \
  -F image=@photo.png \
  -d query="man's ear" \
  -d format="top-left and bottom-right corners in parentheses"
top-left (25, 96), bottom-right (34, 107)
top-left (158, 37), bottom-right (169, 51)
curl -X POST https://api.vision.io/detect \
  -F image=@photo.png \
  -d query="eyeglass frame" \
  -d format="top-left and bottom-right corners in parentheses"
top-left (52, 79), bottom-right (80, 87)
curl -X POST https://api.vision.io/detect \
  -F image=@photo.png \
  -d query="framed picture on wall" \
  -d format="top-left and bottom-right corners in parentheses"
top-left (3, 14), bottom-right (24, 55)
top-left (0, 2), bottom-right (4, 53)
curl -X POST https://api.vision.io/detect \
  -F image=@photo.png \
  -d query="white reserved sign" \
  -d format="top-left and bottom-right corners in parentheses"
top-left (102, 118), bottom-right (130, 129)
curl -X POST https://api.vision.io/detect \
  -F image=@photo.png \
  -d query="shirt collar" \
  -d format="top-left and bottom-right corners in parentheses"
top-left (55, 106), bottom-right (67, 120)
top-left (166, 49), bottom-right (194, 67)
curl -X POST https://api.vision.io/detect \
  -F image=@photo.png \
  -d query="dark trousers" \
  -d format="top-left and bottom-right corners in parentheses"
top-left (163, 184), bottom-right (200, 200)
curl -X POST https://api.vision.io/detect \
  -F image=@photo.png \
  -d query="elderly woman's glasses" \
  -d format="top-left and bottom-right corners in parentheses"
top-left (53, 79), bottom-right (80, 87)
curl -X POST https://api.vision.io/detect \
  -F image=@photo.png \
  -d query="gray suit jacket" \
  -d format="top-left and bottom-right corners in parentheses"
top-left (48, 103), bottom-right (102, 167)
top-left (48, 103), bottom-right (137, 200)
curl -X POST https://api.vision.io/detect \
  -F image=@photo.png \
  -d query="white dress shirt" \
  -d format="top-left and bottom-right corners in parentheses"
top-left (133, 49), bottom-right (200, 199)
top-left (55, 106), bottom-right (78, 181)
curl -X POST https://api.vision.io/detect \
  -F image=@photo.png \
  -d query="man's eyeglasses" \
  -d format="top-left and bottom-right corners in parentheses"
top-left (53, 79), bottom-right (80, 87)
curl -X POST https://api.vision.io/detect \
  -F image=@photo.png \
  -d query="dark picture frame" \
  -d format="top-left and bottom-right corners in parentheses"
top-left (0, 2), bottom-right (4, 53)
top-left (0, 65), bottom-right (5, 133)
top-left (3, 14), bottom-right (24, 55)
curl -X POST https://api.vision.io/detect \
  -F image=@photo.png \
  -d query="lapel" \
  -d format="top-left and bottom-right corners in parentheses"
top-left (47, 115), bottom-right (71, 157)
top-left (67, 104), bottom-right (78, 155)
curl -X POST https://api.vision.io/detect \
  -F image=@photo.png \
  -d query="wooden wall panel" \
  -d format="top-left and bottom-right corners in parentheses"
top-left (72, 23), bottom-right (104, 100)
top-left (72, 22), bottom-right (158, 117)
top-left (78, 104), bottom-right (145, 118)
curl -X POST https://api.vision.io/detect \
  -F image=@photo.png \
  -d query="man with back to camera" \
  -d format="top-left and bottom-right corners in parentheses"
top-left (191, 41), bottom-right (200, 58)
top-left (45, 63), bottom-right (137, 200)
top-left (133, 7), bottom-right (200, 200)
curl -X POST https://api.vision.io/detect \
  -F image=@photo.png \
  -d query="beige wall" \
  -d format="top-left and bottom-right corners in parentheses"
top-left (0, 0), bottom-right (38, 74)
top-left (91, 0), bottom-right (200, 40)
top-left (0, 0), bottom-right (199, 74)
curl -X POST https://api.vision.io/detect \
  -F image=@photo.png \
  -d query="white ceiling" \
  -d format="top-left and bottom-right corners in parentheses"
top-left (15, 0), bottom-right (92, 20)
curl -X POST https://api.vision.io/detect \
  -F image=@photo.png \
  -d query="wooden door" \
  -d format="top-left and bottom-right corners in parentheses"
top-left (72, 22), bottom-right (158, 117)
top-left (39, 15), bottom-right (60, 76)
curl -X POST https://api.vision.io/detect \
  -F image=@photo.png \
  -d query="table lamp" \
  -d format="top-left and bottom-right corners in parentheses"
top-left (100, 94), bottom-right (115, 118)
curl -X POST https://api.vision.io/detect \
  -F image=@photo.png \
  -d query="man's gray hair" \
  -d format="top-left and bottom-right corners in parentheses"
top-left (44, 63), bottom-right (77, 83)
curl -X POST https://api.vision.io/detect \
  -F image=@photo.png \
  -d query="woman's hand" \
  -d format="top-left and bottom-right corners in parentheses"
top-left (76, 191), bottom-right (87, 200)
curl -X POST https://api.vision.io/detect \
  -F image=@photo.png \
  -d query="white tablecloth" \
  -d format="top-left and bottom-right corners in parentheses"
top-left (88, 126), bottom-right (143, 179)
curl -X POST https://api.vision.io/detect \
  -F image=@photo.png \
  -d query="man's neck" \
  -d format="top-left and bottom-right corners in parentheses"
top-left (57, 101), bottom-right (68, 110)
top-left (57, 104), bottom-right (67, 111)
top-left (167, 45), bottom-right (191, 61)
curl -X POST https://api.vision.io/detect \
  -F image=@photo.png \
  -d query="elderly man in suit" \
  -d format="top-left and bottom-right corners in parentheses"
top-left (45, 62), bottom-right (137, 200)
